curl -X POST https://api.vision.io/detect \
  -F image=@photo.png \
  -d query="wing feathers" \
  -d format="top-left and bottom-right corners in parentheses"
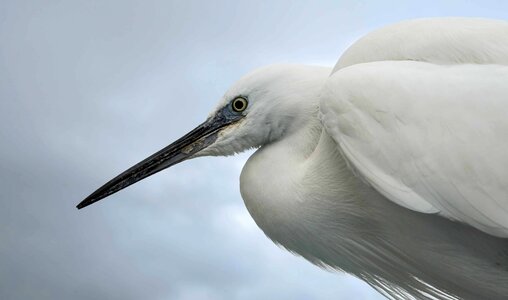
top-left (321, 61), bottom-right (508, 237)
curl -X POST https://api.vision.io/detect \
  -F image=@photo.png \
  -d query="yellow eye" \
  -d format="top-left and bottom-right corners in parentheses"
top-left (231, 97), bottom-right (248, 112)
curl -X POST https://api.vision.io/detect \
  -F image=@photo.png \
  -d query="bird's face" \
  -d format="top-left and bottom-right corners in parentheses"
top-left (198, 64), bottom-right (317, 157)
top-left (77, 64), bottom-right (329, 209)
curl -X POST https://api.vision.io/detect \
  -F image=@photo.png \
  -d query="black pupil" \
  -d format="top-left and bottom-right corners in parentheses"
top-left (234, 99), bottom-right (245, 111)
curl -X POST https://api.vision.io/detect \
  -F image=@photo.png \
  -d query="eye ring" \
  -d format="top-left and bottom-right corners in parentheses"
top-left (231, 97), bottom-right (248, 112)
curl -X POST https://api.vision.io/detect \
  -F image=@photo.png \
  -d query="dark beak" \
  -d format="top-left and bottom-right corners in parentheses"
top-left (77, 109), bottom-right (240, 209)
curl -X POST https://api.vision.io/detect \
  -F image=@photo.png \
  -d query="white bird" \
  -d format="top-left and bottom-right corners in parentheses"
top-left (78, 18), bottom-right (508, 300)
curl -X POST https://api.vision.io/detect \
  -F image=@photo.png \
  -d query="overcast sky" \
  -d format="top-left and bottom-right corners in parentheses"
top-left (1, 1), bottom-right (507, 300)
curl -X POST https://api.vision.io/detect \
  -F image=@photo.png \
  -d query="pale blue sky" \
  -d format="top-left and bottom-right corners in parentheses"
top-left (0, 1), bottom-right (507, 299)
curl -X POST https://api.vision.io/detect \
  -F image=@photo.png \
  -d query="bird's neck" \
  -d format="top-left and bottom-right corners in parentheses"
top-left (239, 113), bottom-right (325, 241)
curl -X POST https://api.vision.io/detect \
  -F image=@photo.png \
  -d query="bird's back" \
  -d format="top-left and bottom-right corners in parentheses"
top-left (334, 18), bottom-right (508, 70)
top-left (320, 17), bottom-right (508, 237)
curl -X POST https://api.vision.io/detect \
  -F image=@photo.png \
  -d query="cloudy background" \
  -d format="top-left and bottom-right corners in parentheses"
top-left (1, 1), bottom-right (507, 299)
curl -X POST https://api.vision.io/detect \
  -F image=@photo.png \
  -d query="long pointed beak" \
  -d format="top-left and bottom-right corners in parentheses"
top-left (77, 109), bottom-right (240, 209)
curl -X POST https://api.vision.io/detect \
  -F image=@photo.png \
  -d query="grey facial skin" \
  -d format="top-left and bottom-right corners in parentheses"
top-left (77, 105), bottom-right (243, 209)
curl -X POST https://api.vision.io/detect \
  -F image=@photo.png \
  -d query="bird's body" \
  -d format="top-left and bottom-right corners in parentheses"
top-left (79, 18), bottom-right (508, 299)
top-left (240, 64), bottom-right (508, 299)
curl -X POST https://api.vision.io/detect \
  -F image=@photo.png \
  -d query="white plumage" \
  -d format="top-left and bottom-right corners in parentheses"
top-left (322, 18), bottom-right (508, 238)
top-left (323, 60), bottom-right (508, 235)
top-left (80, 17), bottom-right (508, 300)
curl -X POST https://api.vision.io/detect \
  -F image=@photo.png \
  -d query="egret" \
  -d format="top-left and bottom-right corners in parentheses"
top-left (77, 18), bottom-right (508, 299)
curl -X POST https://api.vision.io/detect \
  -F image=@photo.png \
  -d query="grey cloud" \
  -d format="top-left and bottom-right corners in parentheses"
top-left (3, 0), bottom-right (505, 299)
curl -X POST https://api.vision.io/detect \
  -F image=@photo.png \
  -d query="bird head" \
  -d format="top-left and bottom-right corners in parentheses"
top-left (77, 64), bottom-right (330, 209)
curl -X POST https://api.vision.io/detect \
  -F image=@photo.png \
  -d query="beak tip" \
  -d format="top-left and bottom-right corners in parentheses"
top-left (76, 197), bottom-right (93, 210)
